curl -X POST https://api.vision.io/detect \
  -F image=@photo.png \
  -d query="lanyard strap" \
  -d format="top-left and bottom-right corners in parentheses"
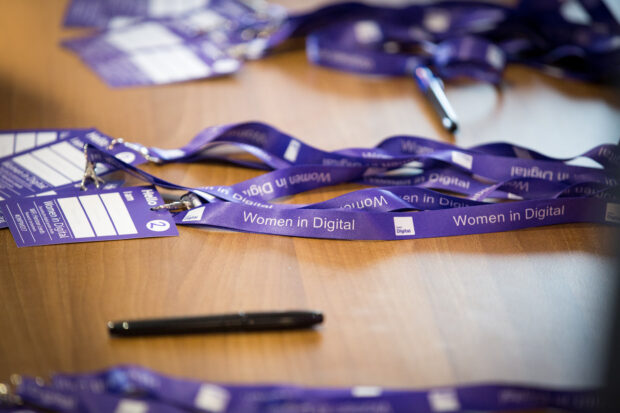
top-left (11, 365), bottom-right (603, 413)
top-left (270, 0), bottom-right (620, 83)
top-left (80, 122), bottom-right (619, 241)
top-left (62, 0), bottom-right (620, 86)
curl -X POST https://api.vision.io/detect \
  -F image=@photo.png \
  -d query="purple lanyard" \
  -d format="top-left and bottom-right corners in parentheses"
top-left (10, 365), bottom-right (603, 412)
top-left (2, 123), bottom-right (615, 241)
top-left (272, 0), bottom-right (620, 84)
top-left (149, 122), bottom-right (618, 183)
top-left (61, 0), bottom-right (619, 87)
top-left (75, 121), bottom-right (619, 241)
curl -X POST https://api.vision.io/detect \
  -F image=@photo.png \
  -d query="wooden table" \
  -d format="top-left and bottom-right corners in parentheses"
top-left (1, 0), bottom-right (619, 390)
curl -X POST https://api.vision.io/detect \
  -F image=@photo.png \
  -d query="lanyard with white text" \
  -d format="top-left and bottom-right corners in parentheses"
top-left (79, 122), bottom-right (620, 241)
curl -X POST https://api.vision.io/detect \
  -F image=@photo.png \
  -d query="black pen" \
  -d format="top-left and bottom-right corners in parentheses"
top-left (413, 66), bottom-right (459, 134)
top-left (107, 310), bottom-right (324, 337)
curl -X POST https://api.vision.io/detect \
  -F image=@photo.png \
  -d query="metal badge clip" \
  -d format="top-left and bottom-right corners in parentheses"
top-left (151, 193), bottom-right (203, 212)
top-left (80, 145), bottom-right (105, 191)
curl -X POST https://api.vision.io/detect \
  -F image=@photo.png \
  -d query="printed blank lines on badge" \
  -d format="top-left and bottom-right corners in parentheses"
top-left (130, 47), bottom-right (211, 84)
top-left (14, 132), bottom-right (36, 152)
top-left (186, 10), bottom-right (225, 32)
top-left (148, 0), bottom-right (207, 17)
top-left (106, 22), bottom-right (183, 52)
top-left (12, 154), bottom-right (72, 187)
top-left (32, 148), bottom-right (84, 182)
top-left (36, 131), bottom-right (57, 146)
top-left (78, 195), bottom-right (117, 236)
top-left (0, 133), bottom-right (15, 158)
top-left (57, 197), bottom-right (95, 238)
top-left (57, 193), bottom-right (137, 239)
top-left (0, 131), bottom-right (57, 159)
top-left (50, 141), bottom-right (86, 170)
top-left (100, 193), bottom-right (137, 235)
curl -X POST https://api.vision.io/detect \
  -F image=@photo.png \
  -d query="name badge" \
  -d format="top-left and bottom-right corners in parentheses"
top-left (1, 185), bottom-right (178, 247)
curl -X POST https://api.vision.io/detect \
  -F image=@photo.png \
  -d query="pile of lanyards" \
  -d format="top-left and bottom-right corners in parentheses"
top-left (61, 0), bottom-right (620, 86)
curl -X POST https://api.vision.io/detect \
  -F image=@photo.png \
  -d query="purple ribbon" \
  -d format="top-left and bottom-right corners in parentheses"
top-left (10, 365), bottom-right (604, 412)
top-left (62, 0), bottom-right (620, 86)
top-left (74, 121), bottom-right (620, 241)
top-left (278, 0), bottom-right (620, 83)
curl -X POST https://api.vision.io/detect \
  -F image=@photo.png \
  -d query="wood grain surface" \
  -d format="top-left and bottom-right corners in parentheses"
top-left (1, 0), bottom-right (619, 390)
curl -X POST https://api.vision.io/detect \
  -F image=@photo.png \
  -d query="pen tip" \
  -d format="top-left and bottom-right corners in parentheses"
top-left (107, 321), bottom-right (114, 330)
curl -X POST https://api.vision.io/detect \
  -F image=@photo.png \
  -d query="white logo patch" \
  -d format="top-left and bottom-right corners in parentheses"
top-left (283, 139), bottom-right (301, 163)
top-left (151, 147), bottom-right (185, 160)
top-left (428, 389), bottom-right (460, 412)
top-left (393, 216), bottom-right (415, 236)
top-left (451, 151), bottom-right (473, 170)
top-left (194, 384), bottom-right (230, 412)
top-left (605, 203), bottom-right (620, 224)
top-left (351, 386), bottom-right (383, 397)
top-left (485, 45), bottom-right (505, 70)
top-left (182, 206), bottom-right (205, 222)
top-left (114, 400), bottom-right (148, 413)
